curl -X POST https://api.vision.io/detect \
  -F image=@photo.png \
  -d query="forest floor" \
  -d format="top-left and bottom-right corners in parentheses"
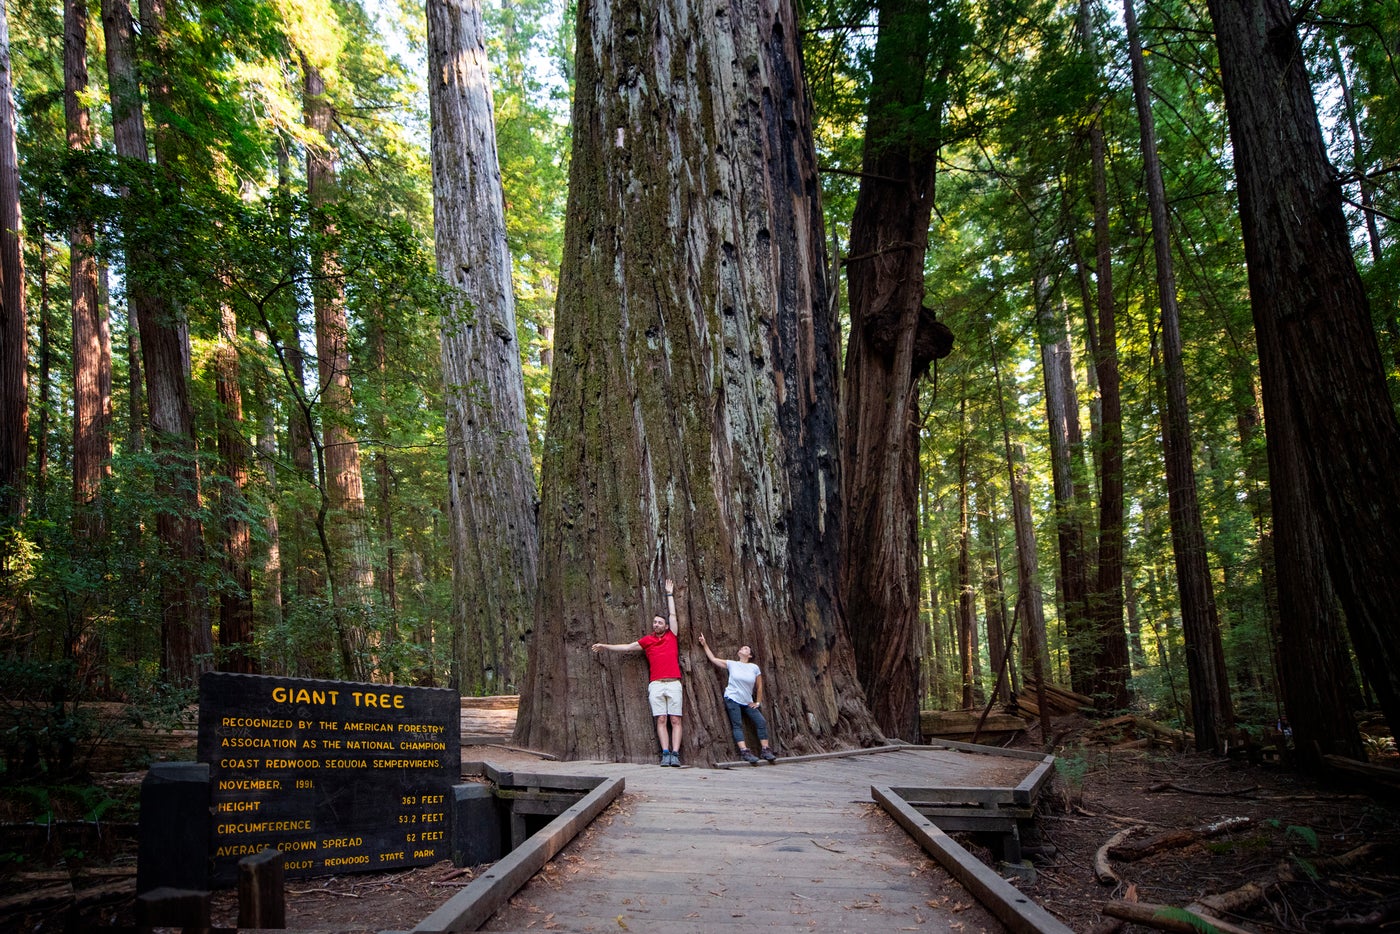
top-left (999, 716), bottom-right (1400, 932)
top-left (2, 717), bottom-right (1398, 932)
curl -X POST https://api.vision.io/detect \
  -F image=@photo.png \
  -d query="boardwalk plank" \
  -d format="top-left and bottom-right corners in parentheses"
top-left (460, 746), bottom-right (1051, 933)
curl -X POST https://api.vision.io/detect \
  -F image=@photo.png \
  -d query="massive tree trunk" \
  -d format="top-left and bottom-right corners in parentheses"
top-left (840, 0), bottom-right (955, 742)
top-left (1126, 0), bottom-right (1231, 750)
top-left (304, 59), bottom-right (374, 680)
top-left (427, 0), bottom-right (539, 696)
top-left (1267, 378), bottom-right (1365, 769)
top-left (0, 0), bottom-right (25, 545)
top-left (1204, 0), bottom-right (1400, 739)
top-left (514, 0), bottom-right (882, 764)
top-left (1079, 0), bottom-right (1129, 712)
top-left (104, 0), bottom-right (211, 686)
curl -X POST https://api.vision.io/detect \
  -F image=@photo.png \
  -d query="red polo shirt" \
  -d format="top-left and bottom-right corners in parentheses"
top-left (638, 630), bottom-right (681, 681)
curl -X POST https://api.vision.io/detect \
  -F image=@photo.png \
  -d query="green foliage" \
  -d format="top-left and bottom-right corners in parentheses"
top-left (1150, 906), bottom-right (1227, 933)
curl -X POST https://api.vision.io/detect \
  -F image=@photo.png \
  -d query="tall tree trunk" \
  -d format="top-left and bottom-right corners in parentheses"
top-left (1206, 0), bottom-right (1400, 741)
top-left (427, 0), bottom-right (539, 696)
top-left (67, 0), bottom-right (111, 544)
top-left (1080, 0), bottom-right (1129, 711)
top-left (1035, 282), bottom-right (1093, 695)
top-left (919, 474), bottom-right (944, 708)
top-left (36, 235), bottom-right (51, 501)
top-left (514, 0), bottom-right (882, 764)
top-left (303, 59), bottom-right (374, 680)
top-left (368, 316), bottom-right (398, 619)
top-left (253, 329), bottom-right (283, 638)
top-left (979, 496), bottom-right (1011, 705)
top-left (840, 0), bottom-right (955, 743)
top-left (0, 0), bottom-right (25, 547)
top-left (125, 310), bottom-right (143, 454)
top-left (988, 320), bottom-right (1050, 687)
top-left (1127, 0), bottom-right (1232, 751)
top-left (104, 0), bottom-right (211, 686)
top-left (956, 449), bottom-right (975, 710)
top-left (215, 300), bottom-right (255, 672)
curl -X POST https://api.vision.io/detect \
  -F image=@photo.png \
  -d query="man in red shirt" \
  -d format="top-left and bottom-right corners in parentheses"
top-left (591, 580), bottom-right (684, 766)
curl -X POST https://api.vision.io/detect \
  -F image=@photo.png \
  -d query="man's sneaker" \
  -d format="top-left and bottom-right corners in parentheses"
top-left (740, 749), bottom-right (761, 765)
top-left (660, 750), bottom-right (674, 767)
top-left (760, 748), bottom-right (777, 762)
top-left (669, 752), bottom-right (681, 767)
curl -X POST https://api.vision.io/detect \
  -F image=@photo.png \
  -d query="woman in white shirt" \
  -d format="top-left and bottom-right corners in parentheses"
top-left (698, 634), bottom-right (776, 764)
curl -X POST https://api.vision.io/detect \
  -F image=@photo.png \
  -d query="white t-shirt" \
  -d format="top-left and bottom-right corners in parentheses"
top-left (724, 660), bottom-right (762, 705)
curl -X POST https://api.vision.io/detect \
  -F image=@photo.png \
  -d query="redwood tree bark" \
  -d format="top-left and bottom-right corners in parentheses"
top-left (428, 0), bottom-right (539, 696)
top-left (304, 59), bottom-right (374, 680)
top-left (1036, 286), bottom-right (1093, 695)
top-left (514, 0), bottom-right (882, 764)
top-left (840, 0), bottom-right (955, 742)
top-left (1126, 0), bottom-right (1231, 750)
top-left (215, 300), bottom-right (255, 672)
top-left (1080, 0), bottom-right (1129, 711)
top-left (67, 0), bottom-right (111, 542)
top-left (104, 0), bottom-right (211, 685)
top-left (1204, 0), bottom-right (1400, 739)
top-left (0, 0), bottom-right (25, 539)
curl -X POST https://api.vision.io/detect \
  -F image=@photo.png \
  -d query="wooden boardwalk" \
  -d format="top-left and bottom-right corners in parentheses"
top-left (416, 745), bottom-right (1064, 933)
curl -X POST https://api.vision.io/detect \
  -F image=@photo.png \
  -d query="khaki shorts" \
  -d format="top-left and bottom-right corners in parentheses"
top-left (648, 679), bottom-right (683, 717)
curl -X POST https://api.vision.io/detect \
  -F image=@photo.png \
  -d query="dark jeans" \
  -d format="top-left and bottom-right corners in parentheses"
top-left (724, 697), bottom-right (769, 745)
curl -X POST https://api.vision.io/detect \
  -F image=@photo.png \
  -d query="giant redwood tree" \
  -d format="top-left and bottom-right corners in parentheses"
top-left (514, 0), bottom-right (883, 764)
top-left (428, 0), bottom-right (539, 696)
top-left (1205, 0), bottom-right (1400, 739)
top-left (840, 0), bottom-right (956, 742)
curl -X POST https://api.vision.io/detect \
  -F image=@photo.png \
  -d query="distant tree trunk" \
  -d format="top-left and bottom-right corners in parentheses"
top-left (35, 236), bottom-right (52, 500)
top-left (1035, 284), bottom-right (1093, 695)
top-left (514, 0), bottom-right (882, 764)
top-left (427, 0), bottom-right (539, 696)
top-left (304, 59), bottom-right (374, 680)
top-left (921, 477), bottom-right (949, 708)
top-left (0, 0), bottom-right (25, 544)
top-left (955, 414), bottom-right (975, 710)
top-left (1126, 0), bottom-right (1232, 751)
top-left (67, 0), bottom-right (111, 544)
top-left (104, 0), bottom-right (211, 686)
top-left (988, 321), bottom-right (1050, 688)
top-left (840, 0), bottom-right (955, 743)
top-left (979, 499), bottom-right (1011, 705)
top-left (65, 0), bottom-right (110, 689)
top-left (1077, 1), bottom-right (1129, 712)
top-left (1069, 5), bottom-right (1125, 708)
top-left (1328, 41), bottom-right (1397, 374)
top-left (253, 329), bottom-right (283, 636)
top-left (125, 312), bottom-right (143, 454)
top-left (368, 316), bottom-right (398, 619)
top-left (215, 300), bottom-right (255, 672)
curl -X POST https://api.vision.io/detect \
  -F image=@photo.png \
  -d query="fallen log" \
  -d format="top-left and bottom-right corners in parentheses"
top-left (1148, 782), bottom-right (1258, 798)
top-left (1103, 899), bottom-right (1256, 934)
top-left (1095, 828), bottom-right (1138, 885)
top-left (1191, 843), bottom-right (1387, 918)
top-left (1323, 754), bottom-right (1400, 793)
top-left (1107, 816), bottom-right (1253, 862)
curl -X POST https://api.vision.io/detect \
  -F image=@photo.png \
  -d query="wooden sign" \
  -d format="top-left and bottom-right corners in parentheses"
top-left (197, 673), bottom-right (460, 884)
